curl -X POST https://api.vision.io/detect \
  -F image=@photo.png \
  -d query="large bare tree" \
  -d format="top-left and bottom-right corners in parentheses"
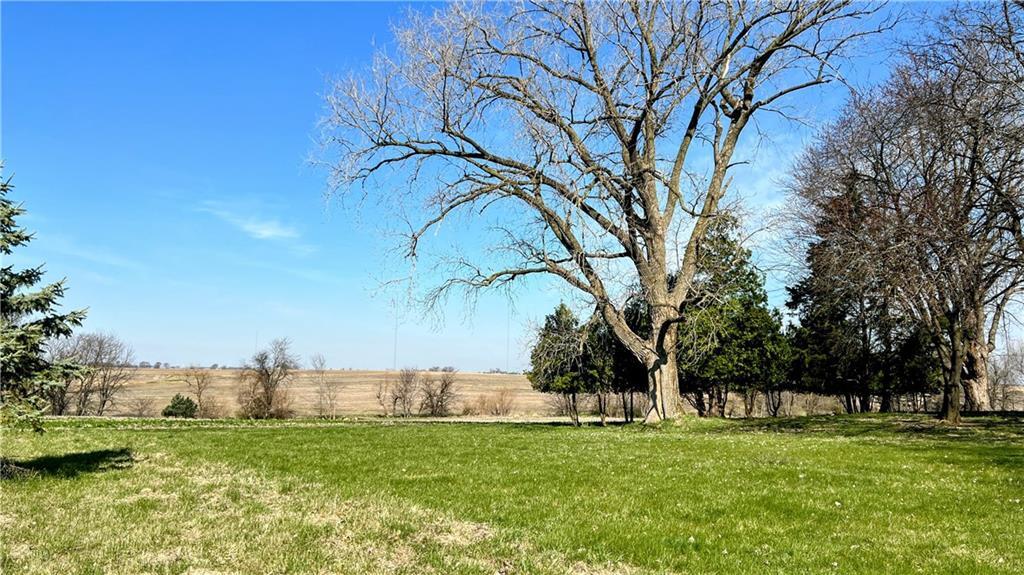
top-left (323, 1), bottom-right (885, 422)
top-left (790, 2), bottom-right (1024, 423)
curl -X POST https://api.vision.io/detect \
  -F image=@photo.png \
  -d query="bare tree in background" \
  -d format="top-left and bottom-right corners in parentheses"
top-left (790, 3), bottom-right (1024, 423)
top-left (487, 389), bottom-right (516, 417)
top-left (311, 353), bottom-right (341, 419)
top-left (127, 396), bottom-right (156, 418)
top-left (419, 368), bottom-right (459, 416)
top-left (237, 338), bottom-right (298, 419)
top-left (183, 367), bottom-right (214, 418)
top-left (392, 368), bottom-right (420, 417)
top-left (321, 1), bottom-right (885, 423)
top-left (376, 377), bottom-right (393, 416)
top-left (58, 332), bottom-right (135, 416)
top-left (989, 344), bottom-right (1024, 411)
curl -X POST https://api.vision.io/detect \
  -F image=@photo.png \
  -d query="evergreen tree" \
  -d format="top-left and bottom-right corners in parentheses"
top-left (786, 241), bottom-right (940, 412)
top-left (527, 303), bottom-right (588, 425)
top-left (0, 174), bottom-right (87, 431)
top-left (676, 220), bottom-right (789, 416)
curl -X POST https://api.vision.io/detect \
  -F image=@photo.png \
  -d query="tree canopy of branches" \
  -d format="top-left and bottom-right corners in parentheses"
top-left (63, 332), bottom-right (136, 416)
top-left (0, 173), bottom-right (86, 431)
top-left (322, 1), bottom-right (884, 422)
top-left (237, 338), bottom-right (299, 419)
top-left (790, 3), bottom-right (1024, 423)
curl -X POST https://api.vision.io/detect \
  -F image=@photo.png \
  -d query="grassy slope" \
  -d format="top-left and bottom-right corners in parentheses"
top-left (1, 415), bottom-right (1022, 574)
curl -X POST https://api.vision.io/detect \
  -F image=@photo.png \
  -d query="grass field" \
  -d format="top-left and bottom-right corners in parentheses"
top-left (2, 414), bottom-right (1023, 574)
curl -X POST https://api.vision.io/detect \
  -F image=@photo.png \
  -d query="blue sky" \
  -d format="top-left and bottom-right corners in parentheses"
top-left (2, 2), bottom-right (910, 370)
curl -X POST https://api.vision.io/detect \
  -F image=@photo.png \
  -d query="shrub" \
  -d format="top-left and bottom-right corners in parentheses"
top-left (466, 389), bottom-right (516, 417)
top-left (162, 394), bottom-right (198, 418)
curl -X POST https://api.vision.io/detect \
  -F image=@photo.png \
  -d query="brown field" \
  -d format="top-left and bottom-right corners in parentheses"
top-left (112, 368), bottom-right (1024, 419)
top-left (113, 368), bottom-right (550, 418)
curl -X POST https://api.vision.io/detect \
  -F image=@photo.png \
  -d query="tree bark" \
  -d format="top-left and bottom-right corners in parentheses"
top-left (743, 389), bottom-right (757, 418)
top-left (858, 394), bottom-right (872, 413)
top-left (644, 352), bottom-right (679, 424)
top-left (939, 323), bottom-right (965, 424)
top-left (843, 393), bottom-right (856, 414)
top-left (879, 391), bottom-right (893, 413)
top-left (963, 337), bottom-right (990, 412)
top-left (961, 302), bottom-right (991, 412)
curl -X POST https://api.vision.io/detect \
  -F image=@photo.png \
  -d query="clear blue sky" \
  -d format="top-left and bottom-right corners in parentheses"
top-left (1, 2), bottom-right (910, 370)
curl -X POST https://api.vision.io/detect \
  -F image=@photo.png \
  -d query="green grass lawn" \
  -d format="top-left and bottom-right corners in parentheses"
top-left (2, 414), bottom-right (1022, 574)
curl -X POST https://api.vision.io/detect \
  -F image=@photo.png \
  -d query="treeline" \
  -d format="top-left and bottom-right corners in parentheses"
top-left (525, 4), bottom-right (1024, 425)
top-left (529, 215), bottom-right (1021, 424)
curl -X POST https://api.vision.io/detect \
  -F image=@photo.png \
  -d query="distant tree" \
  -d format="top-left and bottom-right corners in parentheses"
top-left (237, 338), bottom-right (298, 419)
top-left (138, 361), bottom-right (152, 369)
top-left (209, 363), bottom-right (219, 370)
top-left (674, 220), bottom-right (789, 417)
top-left (987, 343), bottom-right (1024, 412)
top-left (44, 336), bottom-right (83, 416)
top-left (786, 244), bottom-right (942, 414)
top-left (391, 368), bottom-right (420, 417)
top-left (0, 173), bottom-right (87, 430)
top-left (183, 367), bottom-right (215, 418)
top-left (162, 394), bottom-right (197, 418)
top-left (127, 396), bottom-right (156, 418)
top-left (311, 353), bottom-right (340, 419)
top-left (65, 333), bottom-right (136, 416)
top-left (153, 362), bottom-right (162, 369)
top-left (419, 369), bottom-right (459, 417)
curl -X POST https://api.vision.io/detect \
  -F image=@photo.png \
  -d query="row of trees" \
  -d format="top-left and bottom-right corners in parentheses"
top-left (529, 220), bottom-right (792, 424)
top-left (790, 2), bottom-right (1024, 423)
top-left (520, 3), bottom-right (1022, 424)
top-left (324, 0), bottom-right (1023, 425)
top-left (528, 206), bottom-right (1017, 422)
top-left (376, 367), bottom-right (468, 417)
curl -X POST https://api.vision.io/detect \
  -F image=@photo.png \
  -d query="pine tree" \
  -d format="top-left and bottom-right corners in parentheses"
top-left (0, 172), bottom-right (87, 431)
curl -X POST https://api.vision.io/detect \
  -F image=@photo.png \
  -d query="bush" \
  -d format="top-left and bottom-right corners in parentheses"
top-left (464, 389), bottom-right (516, 417)
top-left (162, 394), bottom-right (198, 418)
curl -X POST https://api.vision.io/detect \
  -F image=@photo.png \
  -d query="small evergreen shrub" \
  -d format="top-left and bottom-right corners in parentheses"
top-left (162, 394), bottom-right (198, 418)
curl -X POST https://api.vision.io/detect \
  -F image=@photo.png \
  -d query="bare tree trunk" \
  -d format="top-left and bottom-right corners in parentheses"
top-left (644, 352), bottom-right (678, 424)
top-left (858, 394), bottom-right (872, 413)
top-left (843, 393), bottom-right (856, 414)
top-left (963, 336), bottom-right (991, 412)
top-left (879, 392), bottom-right (893, 413)
top-left (940, 324), bottom-right (965, 424)
top-left (743, 389), bottom-right (757, 418)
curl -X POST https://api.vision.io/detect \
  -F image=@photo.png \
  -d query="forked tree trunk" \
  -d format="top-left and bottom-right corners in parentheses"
top-left (743, 389), bottom-right (757, 418)
top-left (843, 393), bottom-right (856, 414)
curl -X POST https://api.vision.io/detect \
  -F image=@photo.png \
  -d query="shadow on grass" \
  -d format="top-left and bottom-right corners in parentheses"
top-left (1, 448), bottom-right (134, 480)
top-left (720, 413), bottom-right (1024, 446)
